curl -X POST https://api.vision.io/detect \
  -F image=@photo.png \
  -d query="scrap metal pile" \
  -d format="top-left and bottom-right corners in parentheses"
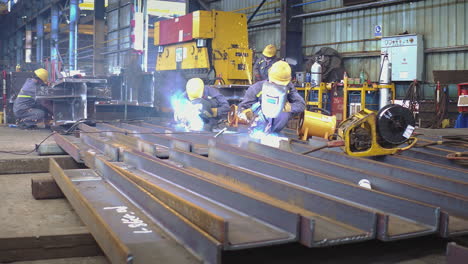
top-left (51, 121), bottom-right (468, 264)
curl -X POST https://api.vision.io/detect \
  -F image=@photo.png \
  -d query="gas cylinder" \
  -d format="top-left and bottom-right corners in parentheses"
top-left (311, 62), bottom-right (322, 87)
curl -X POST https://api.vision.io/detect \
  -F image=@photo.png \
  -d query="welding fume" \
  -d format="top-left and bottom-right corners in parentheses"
top-left (172, 78), bottom-right (230, 131)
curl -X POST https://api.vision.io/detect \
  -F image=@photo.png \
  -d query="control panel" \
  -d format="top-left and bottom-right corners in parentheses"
top-left (381, 34), bottom-right (424, 81)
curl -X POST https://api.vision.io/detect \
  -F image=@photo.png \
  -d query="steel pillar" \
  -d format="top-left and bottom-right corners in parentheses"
top-left (69, 0), bottom-right (79, 71)
top-left (16, 30), bottom-right (23, 66)
top-left (25, 24), bottom-right (32, 63)
top-left (93, 0), bottom-right (105, 75)
top-left (51, 5), bottom-right (59, 78)
top-left (36, 15), bottom-right (44, 64)
top-left (280, 0), bottom-right (303, 72)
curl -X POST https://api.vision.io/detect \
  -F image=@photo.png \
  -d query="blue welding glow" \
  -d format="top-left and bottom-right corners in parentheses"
top-left (171, 93), bottom-right (204, 131)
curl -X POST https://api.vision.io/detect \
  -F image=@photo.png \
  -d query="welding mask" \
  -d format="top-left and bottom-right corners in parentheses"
top-left (261, 81), bottom-right (287, 119)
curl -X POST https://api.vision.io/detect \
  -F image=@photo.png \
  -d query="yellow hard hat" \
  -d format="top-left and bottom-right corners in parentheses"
top-left (186, 78), bottom-right (205, 101)
top-left (268, 61), bottom-right (291, 86)
top-left (34, 68), bottom-right (49, 83)
top-left (262, 44), bottom-right (277, 58)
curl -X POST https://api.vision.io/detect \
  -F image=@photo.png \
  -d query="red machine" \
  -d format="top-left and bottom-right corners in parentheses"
top-left (457, 83), bottom-right (468, 113)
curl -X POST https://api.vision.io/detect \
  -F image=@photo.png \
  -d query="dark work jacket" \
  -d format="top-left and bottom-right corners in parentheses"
top-left (183, 86), bottom-right (230, 119)
top-left (253, 56), bottom-right (280, 82)
top-left (238, 80), bottom-right (306, 114)
top-left (13, 78), bottom-right (40, 114)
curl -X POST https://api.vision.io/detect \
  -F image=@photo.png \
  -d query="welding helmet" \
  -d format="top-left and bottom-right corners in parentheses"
top-left (186, 78), bottom-right (205, 101)
top-left (34, 68), bottom-right (49, 83)
top-left (268, 61), bottom-right (291, 86)
top-left (262, 44), bottom-right (277, 58)
top-left (261, 81), bottom-right (287, 119)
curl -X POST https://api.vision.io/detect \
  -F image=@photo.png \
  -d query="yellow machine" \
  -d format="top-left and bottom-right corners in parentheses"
top-left (342, 76), bottom-right (396, 119)
top-left (337, 104), bottom-right (417, 157)
top-left (154, 10), bottom-right (252, 85)
top-left (298, 110), bottom-right (336, 140)
top-left (153, 10), bottom-right (253, 111)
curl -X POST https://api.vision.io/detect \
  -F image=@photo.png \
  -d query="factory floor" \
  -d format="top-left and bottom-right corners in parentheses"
top-left (0, 125), bottom-right (466, 263)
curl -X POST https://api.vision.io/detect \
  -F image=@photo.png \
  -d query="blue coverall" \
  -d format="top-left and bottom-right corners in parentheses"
top-left (13, 78), bottom-right (45, 128)
top-left (238, 80), bottom-right (305, 133)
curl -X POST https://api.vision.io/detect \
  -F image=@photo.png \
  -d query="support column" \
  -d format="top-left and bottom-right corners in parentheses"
top-left (25, 24), bottom-right (32, 63)
top-left (69, 0), bottom-right (79, 71)
top-left (36, 15), bottom-right (44, 64)
top-left (93, 0), bottom-right (105, 75)
top-left (142, 0), bottom-right (148, 71)
top-left (16, 30), bottom-right (23, 66)
top-left (280, 0), bottom-right (303, 73)
top-left (51, 5), bottom-right (59, 80)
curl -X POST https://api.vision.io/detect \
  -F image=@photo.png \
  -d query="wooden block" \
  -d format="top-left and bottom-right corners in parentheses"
top-left (31, 175), bottom-right (65, 199)
top-left (0, 227), bottom-right (102, 262)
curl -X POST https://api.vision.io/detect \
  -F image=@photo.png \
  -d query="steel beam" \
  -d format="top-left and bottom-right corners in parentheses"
top-left (120, 150), bottom-right (301, 245)
top-left (209, 141), bottom-right (440, 241)
top-left (168, 147), bottom-right (376, 246)
top-left (50, 158), bottom-right (199, 264)
top-left (290, 142), bottom-right (468, 197)
top-left (245, 141), bottom-right (468, 237)
top-left (93, 156), bottom-right (222, 263)
top-left (50, 4), bottom-right (59, 79)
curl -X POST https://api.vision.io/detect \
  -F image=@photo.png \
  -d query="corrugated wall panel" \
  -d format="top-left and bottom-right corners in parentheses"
top-left (301, 0), bottom-right (468, 82)
top-left (211, 0), bottom-right (468, 84)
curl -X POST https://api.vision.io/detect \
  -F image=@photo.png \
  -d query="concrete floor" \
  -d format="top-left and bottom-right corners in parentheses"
top-left (0, 125), bottom-right (466, 263)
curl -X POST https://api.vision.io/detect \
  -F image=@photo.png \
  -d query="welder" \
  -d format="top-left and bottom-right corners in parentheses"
top-left (238, 60), bottom-right (305, 133)
top-left (253, 44), bottom-right (280, 83)
top-left (174, 78), bottom-right (230, 130)
top-left (13, 68), bottom-right (50, 129)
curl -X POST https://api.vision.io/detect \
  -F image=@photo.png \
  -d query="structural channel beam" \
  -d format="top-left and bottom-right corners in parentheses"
top-left (209, 141), bottom-right (440, 241)
top-left (168, 147), bottom-right (376, 247)
top-left (50, 158), bottom-right (200, 264)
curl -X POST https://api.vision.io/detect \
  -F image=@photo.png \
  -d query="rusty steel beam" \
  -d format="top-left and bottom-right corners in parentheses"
top-left (168, 147), bottom-right (376, 247)
top-left (49, 158), bottom-right (132, 264)
top-left (50, 158), bottom-right (200, 264)
top-left (53, 134), bottom-right (83, 163)
top-left (209, 141), bottom-right (441, 241)
top-left (93, 156), bottom-right (223, 263)
top-left (120, 150), bottom-right (302, 248)
top-left (289, 141), bottom-right (468, 198)
top-left (245, 141), bottom-right (468, 237)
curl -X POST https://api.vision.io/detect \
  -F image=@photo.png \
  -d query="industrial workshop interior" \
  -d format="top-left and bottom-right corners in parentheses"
top-left (1, 0), bottom-right (468, 263)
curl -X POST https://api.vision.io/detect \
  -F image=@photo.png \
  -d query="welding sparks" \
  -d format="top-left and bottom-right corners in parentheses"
top-left (171, 93), bottom-right (205, 131)
top-left (249, 129), bottom-right (288, 148)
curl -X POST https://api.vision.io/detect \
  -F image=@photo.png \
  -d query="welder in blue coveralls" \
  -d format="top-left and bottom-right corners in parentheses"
top-left (13, 68), bottom-right (50, 129)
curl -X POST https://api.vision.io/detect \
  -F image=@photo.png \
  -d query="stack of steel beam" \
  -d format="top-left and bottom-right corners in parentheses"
top-left (50, 121), bottom-right (468, 263)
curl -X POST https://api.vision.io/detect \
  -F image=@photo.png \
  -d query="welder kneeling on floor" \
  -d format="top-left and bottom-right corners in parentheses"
top-left (174, 77), bottom-right (230, 131)
top-left (238, 61), bottom-right (305, 134)
top-left (13, 68), bottom-right (52, 130)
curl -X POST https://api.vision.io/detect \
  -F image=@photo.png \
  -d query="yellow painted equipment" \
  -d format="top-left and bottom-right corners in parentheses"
top-left (154, 10), bottom-right (253, 85)
top-left (337, 105), bottom-right (417, 157)
top-left (343, 76), bottom-right (396, 119)
top-left (298, 110), bottom-right (336, 140)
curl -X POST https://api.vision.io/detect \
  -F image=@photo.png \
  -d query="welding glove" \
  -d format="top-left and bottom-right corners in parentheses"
top-left (211, 108), bottom-right (218, 117)
top-left (238, 108), bottom-right (254, 123)
top-left (283, 102), bottom-right (292, 112)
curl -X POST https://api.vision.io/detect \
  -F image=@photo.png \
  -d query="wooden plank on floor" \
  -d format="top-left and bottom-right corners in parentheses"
top-left (0, 227), bottom-right (102, 262)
